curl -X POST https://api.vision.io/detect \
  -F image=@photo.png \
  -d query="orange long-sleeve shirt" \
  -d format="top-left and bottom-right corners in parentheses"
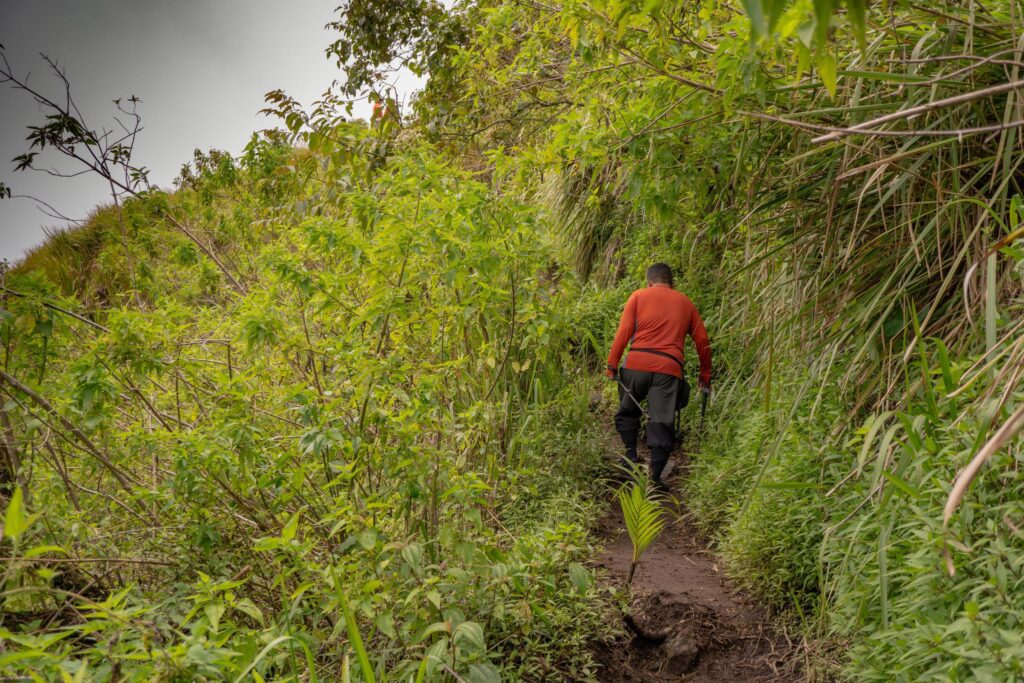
top-left (606, 283), bottom-right (712, 385)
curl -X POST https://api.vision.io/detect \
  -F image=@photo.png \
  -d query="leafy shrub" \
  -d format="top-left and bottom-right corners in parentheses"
top-left (0, 140), bottom-right (618, 681)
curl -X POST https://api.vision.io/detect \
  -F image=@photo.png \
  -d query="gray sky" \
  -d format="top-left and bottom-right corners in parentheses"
top-left (0, 0), bottom-right (423, 261)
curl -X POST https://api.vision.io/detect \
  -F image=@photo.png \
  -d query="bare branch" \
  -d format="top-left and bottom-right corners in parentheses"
top-left (9, 193), bottom-right (88, 225)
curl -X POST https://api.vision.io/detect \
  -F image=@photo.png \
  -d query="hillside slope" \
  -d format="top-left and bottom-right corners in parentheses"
top-left (1, 130), bottom-right (624, 680)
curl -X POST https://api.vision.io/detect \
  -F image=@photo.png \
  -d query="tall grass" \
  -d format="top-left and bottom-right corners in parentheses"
top-left (470, 0), bottom-right (1024, 677)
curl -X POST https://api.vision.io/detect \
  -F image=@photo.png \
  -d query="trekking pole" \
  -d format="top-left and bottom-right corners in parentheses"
top-left (695, 388), bottom-right (709, 450)
top-left (616, 374), bottom-right (649, 421)
top-left (699, 389), bottom-right (708, 432)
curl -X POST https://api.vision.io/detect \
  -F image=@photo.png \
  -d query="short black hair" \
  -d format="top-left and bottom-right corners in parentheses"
top-left (646, 262), bottom-right (673, 285)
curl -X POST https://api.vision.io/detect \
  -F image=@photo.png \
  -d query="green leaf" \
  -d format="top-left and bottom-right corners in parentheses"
top-left (845, 0), bottom-right (867, 50)
top-left (568, 563), bottom-right (590, 591)
top-left (233, 636), bottom-right (294, 683)
top-left (565, 16), bottom-right (580, 49)
top-left (375, 613), bottom-right (396, 639)
top-left (932, 339), bottom-right (957, 393)
top-left (419, 620), bottom-right (451, 641)
top-left (14, 314), bottom-right (35, 334)
top-left (253, 536), bottom-right (281, 552)
top-left (23, 544), bottom-right (67, 558)
top-left (881, 470), bottom-right (920, 499)
top-left (453, 621), bottom-right (486, 655)
top-left (331, 572), bottom-right (376, 683)
top-left (205, 602), bottom-right (225, 632)
top-left (234, 598), bottom-right (265, 625)
top-left (402, 542), bottom-right (423, 573)
top-left (765, 0), bottom-right (788, 34)
top-left (758, 480), bottom-right (822, 490)
top-left (455, 540), bottom-right (475, 563)
top-left (4, 487), bottom-right (29, 540)
top-left (742, 0), bottom-right (767, 37)
top-left (816, 51), bottom-right (837, 97)
top-left (466, 662), bottom-right (502, 683)
top-left (358, 528), bottom-right (377, 550)
top-left (814, 0), bottom-right (835, 47)
top-left (281, 509), bottom-right (301, 542)
top-left (618, 476), bottom-right (667, 570)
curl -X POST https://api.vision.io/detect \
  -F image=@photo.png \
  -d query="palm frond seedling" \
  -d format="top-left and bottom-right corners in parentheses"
top-left (617, 468), bottom-right (668, 587)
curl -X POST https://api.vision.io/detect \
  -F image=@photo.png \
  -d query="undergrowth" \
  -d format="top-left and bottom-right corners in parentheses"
top-left (682, 350), bottom-right (1024, 681)
top-left (0, 139), bottom-right (620, 681)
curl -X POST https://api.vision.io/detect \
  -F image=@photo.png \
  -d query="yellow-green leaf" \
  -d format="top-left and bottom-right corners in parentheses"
top-left (816, 51), bottom-right (837, 97)
top-left (281, 509), bottom-right (301, 542)
top-left (4, 487), bottom-right (28, 540)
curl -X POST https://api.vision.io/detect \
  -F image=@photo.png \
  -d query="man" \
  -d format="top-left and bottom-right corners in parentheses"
top-left (606, 263), bottom-right (712, 488)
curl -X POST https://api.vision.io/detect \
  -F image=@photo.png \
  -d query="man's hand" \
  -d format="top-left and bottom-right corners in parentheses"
top-left (698, 379), bottom-right (711, 395)
top-left (606, 366), bottom-right (618, 380)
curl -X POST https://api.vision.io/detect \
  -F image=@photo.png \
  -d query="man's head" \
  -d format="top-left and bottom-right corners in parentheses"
top-left (646, 262), bottom-right (673, 287)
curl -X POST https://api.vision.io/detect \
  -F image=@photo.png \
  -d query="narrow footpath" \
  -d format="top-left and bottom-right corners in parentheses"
top-left (591, 417), bottom-right (802, 682)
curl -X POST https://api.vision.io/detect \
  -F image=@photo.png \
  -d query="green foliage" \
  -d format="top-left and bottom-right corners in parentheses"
top-left (15, 208), bottom-right (131, 304)
top-left (10, 0), bottom-right (1024, 679)
top-left (0, 122), bottom-right (617, 679)
top-left (617, 467), bottom-right (668, 586)
top-left (325, 0), bottom-right (469, 98)
top-left (428, 0), bottom-right (1024, 676)
top-left (686, 410), bottom-right (771, 539)
top-left (684, 381), bottom-right (830, 611)
top-left (820, 346), bottom-right (1024, 681)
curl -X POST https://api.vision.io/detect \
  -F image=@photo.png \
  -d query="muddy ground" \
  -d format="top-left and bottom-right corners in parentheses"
top-left (591, 431), bottom-right (803, 681)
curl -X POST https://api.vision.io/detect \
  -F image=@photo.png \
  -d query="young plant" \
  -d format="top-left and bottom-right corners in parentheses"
top-left (617, 467), bottom-right (667, 587)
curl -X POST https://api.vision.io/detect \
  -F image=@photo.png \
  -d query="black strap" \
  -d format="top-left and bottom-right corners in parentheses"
top-left (629, 347), bottom-right (685, 375)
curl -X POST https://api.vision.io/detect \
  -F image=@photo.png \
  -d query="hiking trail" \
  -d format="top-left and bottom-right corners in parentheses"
top-left (590, 412), bottom-right (802, 682)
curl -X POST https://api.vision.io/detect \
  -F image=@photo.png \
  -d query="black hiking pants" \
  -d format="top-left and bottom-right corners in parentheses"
top-left (615, 368), bottom-right (678, 483)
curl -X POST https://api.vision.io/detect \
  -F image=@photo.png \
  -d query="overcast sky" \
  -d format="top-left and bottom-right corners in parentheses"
top-left (0, 0), bottom-right (423, 261)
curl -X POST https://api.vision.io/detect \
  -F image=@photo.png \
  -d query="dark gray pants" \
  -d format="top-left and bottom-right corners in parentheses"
top-left (615, 368), bottom-right (678, 448)
top-left (615, 368), bottom-right (678, 483)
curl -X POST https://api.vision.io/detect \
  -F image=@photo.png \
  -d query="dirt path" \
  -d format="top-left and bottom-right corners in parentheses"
top-left (591, 428), bottom-right (800, 681)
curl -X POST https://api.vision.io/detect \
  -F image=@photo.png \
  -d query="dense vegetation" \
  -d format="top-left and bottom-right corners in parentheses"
top-left (1, 128), bottom-right (625, 679)
top-left (4, 0), bottom-right (1024, 680)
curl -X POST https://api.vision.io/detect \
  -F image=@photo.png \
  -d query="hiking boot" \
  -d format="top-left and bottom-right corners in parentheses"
top-left (650, 446), bottom-right (670, 484)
